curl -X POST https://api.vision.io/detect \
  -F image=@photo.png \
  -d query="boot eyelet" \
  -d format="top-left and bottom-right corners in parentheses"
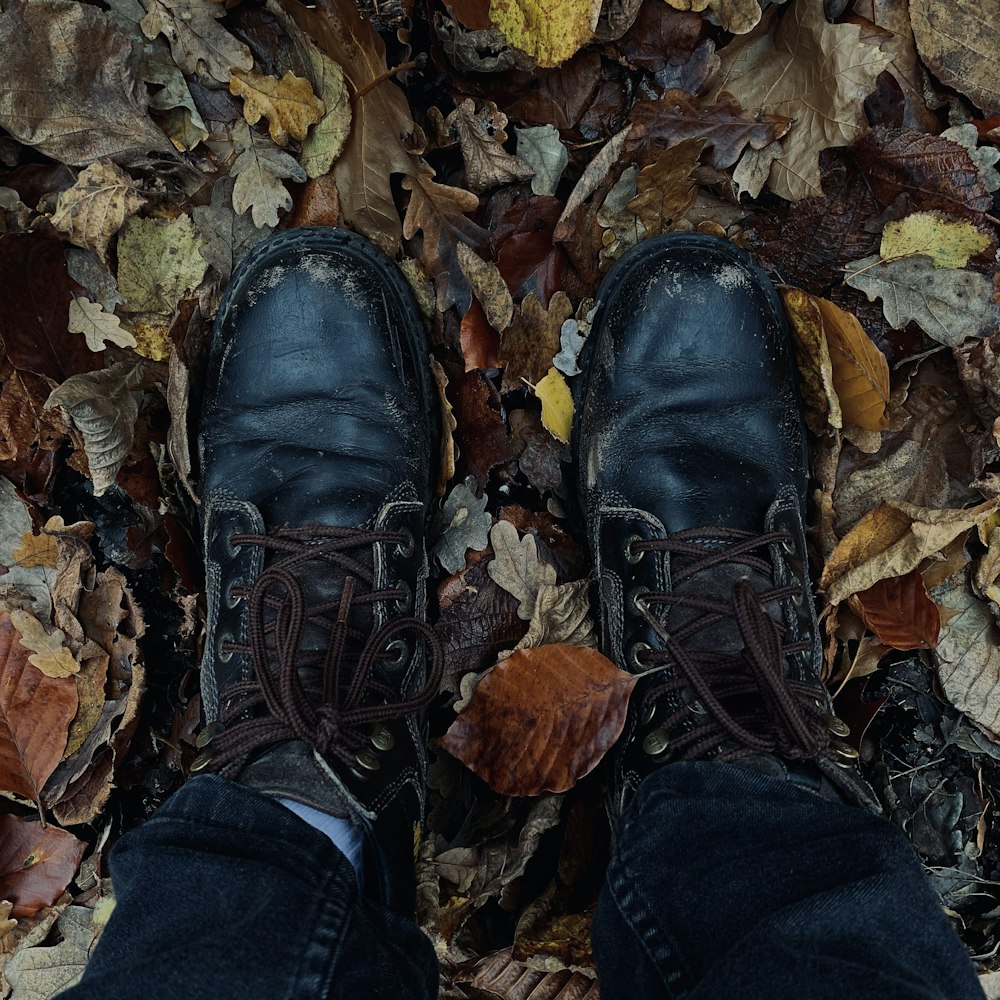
top-left (189, 751), bottom-right (214, 773)
top-left (687, 699), bottom-right (707, 715)
top-left (384, 638), bottom-right (408, 669)
top-left (395, 529), bottom-right (415, 558)
top-left (226, 533), bottom-right (242, 558)
top-left (642, 727), bottom-right (670, 757)
top-left (217, 632), bottom-right (235, 662)
top-left (792, 591), bottom-right (805, 607)
top-left (370, 723), bottom-right (395, 752)
top-left (356, 749), bottom-right (380, 772)
top-left (625, 535), bottom-right (645, 564)
top-left (226, 584), bottom-right (244, 609)
top-left (642, 702), bottom-right (656, 724)
top-left (196, 721), bottom-right (226, 748)
top-left (393, 582), bottom-right (412, 613)
top-left (629, 586), bottom-right (650, 615)
top-left (630, 641), bottom-right (652, 668)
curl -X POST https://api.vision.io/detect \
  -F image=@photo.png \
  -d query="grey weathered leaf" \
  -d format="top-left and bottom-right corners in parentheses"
top-left (140, 38), bottom-right (209, 151)
top-left (230, 122), bottom-right (307, 229)
top-left (941, 124), bottom-right (1000, 194)
top-left (456, 243), bottom-right (514, 334)
top-left (553, 317), bottom-right (586, 377)
top-left (0, 0), bottom-right (173, 165)
top-left (0, 478), bottom-right (55, 618)
top-left (67, 298), bottom-right (138, 353)
top-left (845, 254), bottom-right (1000, 347)
top-left (45, 363), bottom-right (144, 497)
top-left (3, 905), bottom-right (96, 999)
top-left (192, 177), bottom-right (272, 282)
top-left (433, 478), bottom-right (492, 574)
top-left (117, 215), bottom-right (208, 315)
top-left (515, 125), bottom-right (569, 197)
top-left (487, 521), bottom-right (557, 620)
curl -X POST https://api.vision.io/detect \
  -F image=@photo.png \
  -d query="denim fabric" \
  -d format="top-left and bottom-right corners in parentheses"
top-left (67, 766), bottom-right (982, 1000)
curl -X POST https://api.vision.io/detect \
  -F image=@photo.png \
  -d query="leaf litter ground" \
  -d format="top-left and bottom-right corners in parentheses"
top-left (1, 0), bottom-right (1000, 995)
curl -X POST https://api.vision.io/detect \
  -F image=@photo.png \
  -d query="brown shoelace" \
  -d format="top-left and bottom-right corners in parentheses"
top-left (632, 526), bottom-right (829, 762)
top-left (205, 526), bottom-right (443, 773)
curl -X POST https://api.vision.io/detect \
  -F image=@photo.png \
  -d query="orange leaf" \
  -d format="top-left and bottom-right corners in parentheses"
top-left (0, 815), bottom-right (85, 918)
top-left (439, 644), bottom-right (637, 796)
top-left (852, 569), bottom-right (941, 650)
top-left (0, 613), bottom-right (78, 807)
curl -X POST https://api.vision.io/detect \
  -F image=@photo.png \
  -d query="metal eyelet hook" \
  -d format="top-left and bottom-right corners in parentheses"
top-left (395, 529), bottom-right (415, 558)
top-left (217, 632), bottom-right (235, 663)
top-left (394, 582), bottom-right (412, 613)
top-left (630, 641), bottom-right (652, 669)
top-left (625, 535), bottom-right (646, 564)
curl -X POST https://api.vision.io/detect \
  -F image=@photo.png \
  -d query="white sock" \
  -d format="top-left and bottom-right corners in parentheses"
top-left (279, 798), bottom-right (364, 879)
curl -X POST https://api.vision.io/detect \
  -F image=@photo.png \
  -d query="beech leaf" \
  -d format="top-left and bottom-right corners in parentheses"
top-left (117, 215), bottom-right (207, 315)
top-left (67, 298), bottom-right (138, 354)
top-left (440, 644), bottom-right (637, 795)
top-left (844, 254), bottom-right (1000, 348)
top-left (0, 817), bottom-right (85, 918)
top-left (229, 69), bottom-right (326, 148)
top-left (535, 367), bottom-right (573, 445)
top-left (489, 0), bottom-right (601, 68)
top-left (851, 570), bottom-right (941, 651)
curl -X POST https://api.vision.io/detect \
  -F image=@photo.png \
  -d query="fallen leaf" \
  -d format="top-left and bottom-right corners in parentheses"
top-left (0, 478), bottom-right (57, 617)
top-left (0, 0), bottom-right (173, 164)
top-left (880, 211), bottom-right (992, 268)
top-left (457, 243), bottom-right (515, 335)
top-left (780, 288), bottom-right (843, 433)
top-left (844, 254), bottom-right (999, 347)
top-left (439, 644), bottom-right (637, 795)
top-left (230, 120), bottom-right (307, 229)
top-left (501, 293), bottom-right (573, 392)
top-left (489, 0), bottom-right (601, 68)
top-left (288, 174), bottom-right (342, 229)
top-left (11, 533), bottom-right (58, 571)
top-left (941, 124), bottom-right (1000, 193)
top-left (851, 570), bottom-right (941, 650)
top-left (402, 161), bottom-right (486, 310)
top-left (279, 0), bottom-right (418, 252)
top-left (451, 947), bottom-right (599, 1000)
top-left (487, 520), bottom-right (557, 619)
top-left (10, 611), bottom-right (79, 679)
top-left (510, 407), bottom-right (569, 494)
top-left (433, 478), bottom-right (493, 574)
top-left (626, 89), bottom-right (789, 172)
top-left (431, 359), bottom-right (458, 494)
top-left (822, 497), bottom-right (1000, 604)
top-left (0, 612), bottom-right (77, 807)
top-left (139, 0), bottom-right (253, 84)
top-left (50, 161), bottom-right (144, 264)
top-left (117, 215), bottom-right (208, 315)
top-left (446, 100), bottom-right (534, 193)
top-left (515, 125), bottom-right (569, 197)
top-left (711, 3), bottom-right (891, 200)
top-left (67, 299), bottom-right (138, 354)
top-left (4, 904), bottom-right (94, 996)
top-left (229, 69), bottom-right (326, 147)
top-left (192, 176), bottom-right (272, 282)
top-left (0, 817), bottom-right (84, 918)
top-left (535, 367), bottom-right (573, 445)
top-left (664, 0), bottom-right (761, 33)
top-left (909, 0), bottom-right (1000, 117)
top-left (45, 362), bottom-right (143, 497)
top-left (507, 579), bottom-right (596, 654)
top-left (627, 137), bottom-right (704, 237)
top-left (141, 37), bottom-right (209, 152)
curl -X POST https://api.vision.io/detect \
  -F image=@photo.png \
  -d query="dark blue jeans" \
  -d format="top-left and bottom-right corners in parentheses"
top-left (66, 764), bottom-right (982, 999)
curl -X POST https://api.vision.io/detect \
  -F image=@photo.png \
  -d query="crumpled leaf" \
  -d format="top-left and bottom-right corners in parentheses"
top-left (844, 254), bottom-right (999, 348)
top-left (451, 947), bottom-right (599, 1000)
top-left (117, 215), bottom-right (207, 315)
top-left (0, 818), bottom-right (84, 921)
top-left (440, 644), bottom-right (637, 796)
top-left (489, 0), bottom-right (601, 68)
top-left (941, 124), bottom-right (1000, 194)
top-left (880, 211), bottom-right (992, 269)
top-left (851, 570), bottom-right (941, 650)
top-left (50, 161), bottom-right (144, 264)
top-left (229, 69), bottom-right (326, 147)
top-left (10, 610), bottom-right (79, 679)
top-left (515, 125), bottom-right (568, 197)
top-left (627, 137), bottom-right (704, 237)
top-left (138, 0), bottom-right (252, 84)
top-left (192, 177), bottom-right (272, 283)
top-left (510, 408), bottom-right (569, 494)
top-left (433, 478), bottom-right (492, 574)
top-left (0, 612), bottom-right (77, 807)
top-left (822, 497), bottom-right (1000, 605)
top-left (4, 904), bottom-right (95, 997)
top-left (932, 572), bottom-right (1000, 743)
top-left (67, 298), bottom-right (138, 354)
top-left (446, 100), bottom-right (534, 193)
top-left (711, 3), bottom-right (891, 200)
top-left (230, 120), bottom-right (307, 229)
top-left (501, 293), bottom-right (573, 392)
top-left (664, 0), bottom-right (762, 34)
top-left (487, 520), bottom-right (557, 619)
top-left (140, 38), bottom-right (208, 152)
top-left (506, 579), bottom-right (596, 655)
top-left (0, 478), bottom-right (57, 617)
top-left (535, 368), bottom-right (573, 445)
top-left (457, 243), bottom-right (515, 335)
top-left (45, 362), bottom-right (143, 497)
top-left (0, 0), bottom-right (173, 165)
top-left (909, 0), bottom-right (1000, 118)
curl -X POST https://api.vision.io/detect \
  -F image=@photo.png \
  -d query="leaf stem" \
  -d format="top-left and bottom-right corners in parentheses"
top-left (353, 59), bottom-right (421, 102)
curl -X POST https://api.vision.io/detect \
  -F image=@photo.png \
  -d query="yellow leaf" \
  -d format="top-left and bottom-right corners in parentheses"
top-left (880, 210), bottom-right (992, 269)
top-left (12, 532), bottom-right (58, 570)
top-left (229, 69), bottom-right (325, 147)
top-left (489, 0), bottom-right (601, 68)
top-left (10, 611), bottom-right (79, 679)
top-left (780, 288), bottom-right (842, 434)
top-left (535, 367), bottom-right (573, 444)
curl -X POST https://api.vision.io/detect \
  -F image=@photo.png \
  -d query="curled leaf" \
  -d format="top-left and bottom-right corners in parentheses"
top-left (851, 570), bottom-right (941, 650)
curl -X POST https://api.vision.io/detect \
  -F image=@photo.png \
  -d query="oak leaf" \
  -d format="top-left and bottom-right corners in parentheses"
top-left (627, 137), bottom-right (704, 237)
top-left (0, 478), bottom-right (57, 618)
top-left (0, 817), bottom-right (84, 919)
top-left (664, 0), bottom-right (762, 32)
top-left (501, 293), bottom-right (573, 392)
top-left (141, 37), bottom-right (209, 152)
top-left (711, 2), bottom-right (891, 200)
top-left (10, 611), bottom-right (79, 679)
top-left (229, 69), bottom-right (326, 148)
top-left (507, 579), bottom-right (596, 655)
top-left (851, 570), bottom-right (941, 650)
top-left (230, 121), bottom-right (307, 229)
top-left (50, 161), bottom-right (144, 264)
top-left (0, 0), bottom-right (173, 165)
top-left (880, 212), bottom-right (992, 269)
top-left (439, 644), bottom-right (637, 795)
top-left (446, 100), bottom-right (534, 193)
top-left (453, 947), bottom-right (599, 1000)
top-left (844, 254), bottom-right (999, 348)
top-left (433, 478), bottom-right (492, 574)
top-left (515, 125), bottom-right (568, 197)
top-left (192, 177), bottom-right (272, 283)
top-left (487, 520), bottom-right (557, 619)
top-left (0, 613), bottom-right (78, 808)
top-left (67, 298), bottom-right (138, 354)
top-left (489, 0), bottom-right (601, 68)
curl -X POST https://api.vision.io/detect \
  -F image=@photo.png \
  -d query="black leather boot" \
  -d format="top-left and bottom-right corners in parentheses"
top-left (193, 228), bottom-right (442, 913)
top-left (574, 234), bottom-right (879, 816)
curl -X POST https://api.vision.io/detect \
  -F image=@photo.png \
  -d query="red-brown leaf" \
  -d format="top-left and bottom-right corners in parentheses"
top-left (852, 569), bottom-right (941, 650)
top-left (440, 644), bottom-right (637, 796)
top-left (0, 814), bottom-right (85, 918)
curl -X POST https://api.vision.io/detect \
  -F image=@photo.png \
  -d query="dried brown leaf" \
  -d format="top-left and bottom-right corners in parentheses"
top-left (229, 69), bottom-right (326, 147)
top-left (9, 611), bottom-right (79, 679)
top-left (440, 644), bottom-right (637, 795)
top-left (452, 947), bottom-right (599, 1000)
top-left (851, 569), bottom-right (941, 650)
top-left (501, 293), bottom-right (574, 393)
top-left (627, 137), bottom-right (704, 237)
top-left (0, 817), bottom-right (84, 919)
top-left (446, 100), bottom-right (534, 193)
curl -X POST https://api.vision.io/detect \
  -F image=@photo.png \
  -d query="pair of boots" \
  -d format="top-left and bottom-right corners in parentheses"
top-left (192, 227), bottom-right (875, 913)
